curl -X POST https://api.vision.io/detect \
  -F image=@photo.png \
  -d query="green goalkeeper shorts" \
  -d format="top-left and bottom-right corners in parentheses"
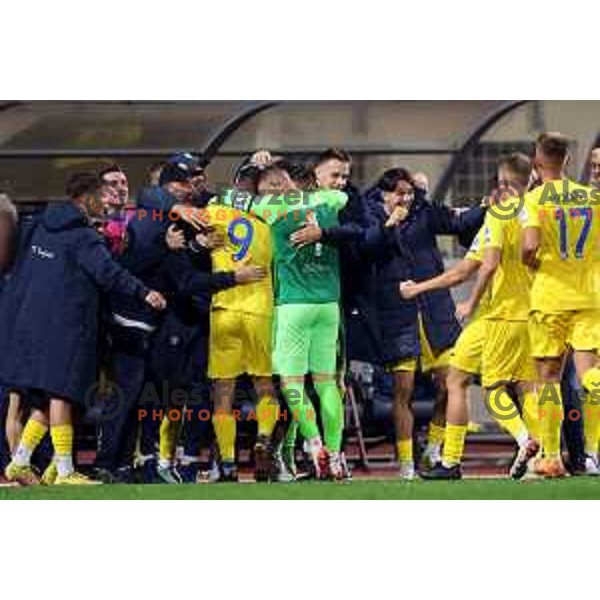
top-left (273, 302), bottom-right (340, 376)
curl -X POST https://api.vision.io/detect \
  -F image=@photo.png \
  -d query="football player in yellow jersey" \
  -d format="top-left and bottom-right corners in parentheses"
top-left (404, 154), bottom-right (539, 479)
top-left (430, 154), bottom-right (540, 479)
top-left (521, 133), bottom-right (600, 477)
top-left (204, 182), bottom-right (279, 481)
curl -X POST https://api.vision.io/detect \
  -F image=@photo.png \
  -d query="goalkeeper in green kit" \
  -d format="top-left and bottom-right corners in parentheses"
top-left (250, 162), bottom-right (346, 480)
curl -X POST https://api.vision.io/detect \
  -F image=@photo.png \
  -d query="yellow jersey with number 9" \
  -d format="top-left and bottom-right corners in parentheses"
top-left (519, 179), bottom-right (600, 312)
top-left (207, 192), bottom-right (273, 316)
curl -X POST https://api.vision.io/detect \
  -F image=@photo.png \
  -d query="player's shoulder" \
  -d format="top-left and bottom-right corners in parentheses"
top-left (312, 189), bottom-right (348, 211)
top-left (570, 180), bottom-right (600, 209)
top-left (530, 178), bottom-right (595, 204)
top-left (562, 179), bottom-right (597, 202)
top-left (517, 185), bottom-right (544, 226)
top-left (206, 201), bottom-right (232, 218)
top-left (483, 208), bottom-right (501, 225)
top-left (76, 225), bottom-right (105, 250)
top-left (522, 183), bottom-right (544, 205)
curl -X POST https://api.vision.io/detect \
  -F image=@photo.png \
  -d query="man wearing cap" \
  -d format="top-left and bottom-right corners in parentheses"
top-left (94, 154), bottom-right (264, 483)
top-left (147, 154), bottom-right (235, 483)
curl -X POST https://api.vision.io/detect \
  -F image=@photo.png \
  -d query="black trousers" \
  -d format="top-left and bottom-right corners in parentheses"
top-left (147, 310), bottom-right (212, 458)
top-left (0, 387), bottom-right (10, 472)
top-left (561, 355), bottom-right (585, 466)
top-left (95, 324), bottom-right (152, 470)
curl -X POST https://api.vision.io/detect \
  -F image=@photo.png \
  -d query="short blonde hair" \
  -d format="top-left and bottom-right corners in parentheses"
top-left (0, 193), bottom-right (17, 224)
top-left (536, 132), bottom-right (570, 165)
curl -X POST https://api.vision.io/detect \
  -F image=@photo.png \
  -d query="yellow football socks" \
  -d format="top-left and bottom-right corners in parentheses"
top-left (51, 423), bottom-right (74, 478)
top-left (213, 413), bottom-right (236, 462)
top-left (521, 389), bottom-right (540, 442)
top-left (396, 439), bottom-right (413, 465)
top-left (584, 407), bottom-right (600, 456)
top-left (488, 387), bottom-right (529, 447)
top-left (538, 382), bottom-right (563, 460)
top-left (159, 417), bottom-right (182, 465)
top-left (13, 418), bottom-right (48, 466)
top-left (427, 422), bottom-right (445, 449)
top-left (257, 395), bottom-right (278, 439)
top-left (442, 424), bottom-right (467, 467)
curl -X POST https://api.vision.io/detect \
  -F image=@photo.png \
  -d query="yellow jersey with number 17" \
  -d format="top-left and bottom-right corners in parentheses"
top-left (207, 191), bottom-right (273, 316)
top-left (519, 179), bottom-right (600, 312)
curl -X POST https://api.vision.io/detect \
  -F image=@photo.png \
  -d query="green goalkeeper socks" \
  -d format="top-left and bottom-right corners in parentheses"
top-left (284, 419), bottom-right (299, 454)
top-left (315, 380), bottom-right (344, 453)
top-left (282, 381), bottom-right (320, 440)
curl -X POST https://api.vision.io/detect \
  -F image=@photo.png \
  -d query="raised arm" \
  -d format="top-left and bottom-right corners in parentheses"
top-left (428, 201), bottom-right (486, 246)
top-left (320, 189), bottom-right (370, 247)
top-left (78, 232), bottom-right (149, 300)
top-left (400, 257), bottom-right (480, 300)
top-left (164, 251), bottom-right (265, 296)
top-left (77, 231), bottom-right (165, 310)
top-left (360, 196), bottom-right (408, 259)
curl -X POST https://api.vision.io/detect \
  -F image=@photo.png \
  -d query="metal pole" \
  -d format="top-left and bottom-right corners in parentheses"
top-left (200, 101), bottom-right (280, 163)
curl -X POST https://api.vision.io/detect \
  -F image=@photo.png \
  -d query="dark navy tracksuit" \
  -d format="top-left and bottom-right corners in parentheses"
top-left (0, 202), bottom-right (151, 407)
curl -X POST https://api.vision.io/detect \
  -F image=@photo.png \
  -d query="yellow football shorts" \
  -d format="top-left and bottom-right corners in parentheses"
top-left (208, 309), bottom-right (272, 379)
top-left (529, 310), bottom-right (600, 359)
top-left (389, 316), bottom-right (453, 373)
top-left (448, 316), bottom-right (486, 375)
top-left (481, 319), bottom-right (536, 388)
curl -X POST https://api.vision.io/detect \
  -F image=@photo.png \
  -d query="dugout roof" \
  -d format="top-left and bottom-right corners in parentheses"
top-left (0, 100), bottom-right (597, 204)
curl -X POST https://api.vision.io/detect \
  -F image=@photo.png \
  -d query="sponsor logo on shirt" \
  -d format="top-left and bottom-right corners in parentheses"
top-left (31, 245), bottom-right (55, 260)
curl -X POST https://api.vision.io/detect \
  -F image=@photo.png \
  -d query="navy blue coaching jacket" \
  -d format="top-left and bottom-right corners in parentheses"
top-left (109, 186), bottom-right (236, 329)
top-left (363, 188), bottom-right (485, 365)
top-left (0, 201), bottom-right (152, 405)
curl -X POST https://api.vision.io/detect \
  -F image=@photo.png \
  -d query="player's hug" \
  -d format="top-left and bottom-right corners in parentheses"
top-left (1, 133), bottom-right (600, 494)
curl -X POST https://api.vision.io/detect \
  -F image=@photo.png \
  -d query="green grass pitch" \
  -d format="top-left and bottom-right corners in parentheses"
top-left (1, 478), bottom-right (600, 500)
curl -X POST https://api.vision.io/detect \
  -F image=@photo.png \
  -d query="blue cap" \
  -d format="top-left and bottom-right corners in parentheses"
top-left (159, 153), bottom-right (203, 186)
